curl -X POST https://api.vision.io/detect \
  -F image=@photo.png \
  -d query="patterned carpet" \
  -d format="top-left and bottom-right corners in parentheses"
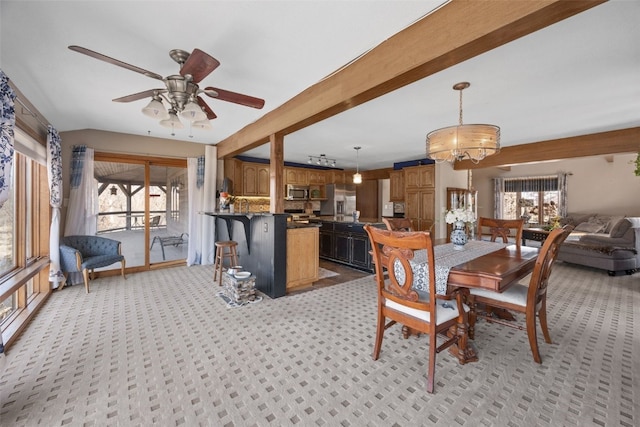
top-left (0, 262), bottom-right (638, 426)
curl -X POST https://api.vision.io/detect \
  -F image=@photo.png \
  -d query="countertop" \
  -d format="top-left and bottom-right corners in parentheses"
top-left (311, 216), bottom-right (384, 225)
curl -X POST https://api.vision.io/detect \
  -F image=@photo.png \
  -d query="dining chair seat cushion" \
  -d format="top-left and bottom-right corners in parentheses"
top-left (469, 283), bottom-right (528, 307)
top-left (385, 290), bottom-right (469, 325)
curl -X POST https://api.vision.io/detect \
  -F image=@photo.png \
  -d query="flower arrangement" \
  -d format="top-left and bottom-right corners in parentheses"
top-left (219, 191), bottom-right (236, 208)
top-left (444, 208), bottom-right (476, 224)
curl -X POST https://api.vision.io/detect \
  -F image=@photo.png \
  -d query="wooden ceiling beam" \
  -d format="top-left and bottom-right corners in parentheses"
top-left (454, 127), bottom-right (640, 169)
top-left (215, 0), bottom-right (604, 159)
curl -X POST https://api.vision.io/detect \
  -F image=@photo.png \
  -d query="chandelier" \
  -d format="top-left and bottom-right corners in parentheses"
top-left (307, 154), bottom-right (336, 167)
top-left (353, 146), bottom-right (362, 184)
top-left (426, 82), bottom-right (500, 163)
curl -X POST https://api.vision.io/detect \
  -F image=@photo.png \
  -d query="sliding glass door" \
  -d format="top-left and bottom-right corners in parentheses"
top-left (94, 153), bottom-right (187, 270)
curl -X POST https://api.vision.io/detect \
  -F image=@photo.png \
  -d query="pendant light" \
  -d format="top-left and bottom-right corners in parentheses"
top-left (353, 146), bottom-right (362, 184)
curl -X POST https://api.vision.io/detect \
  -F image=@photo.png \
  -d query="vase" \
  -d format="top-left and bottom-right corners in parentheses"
top-left (229, 204), bottom-right (235, 213)
top-left (451, 220), bottom-right (468, 250)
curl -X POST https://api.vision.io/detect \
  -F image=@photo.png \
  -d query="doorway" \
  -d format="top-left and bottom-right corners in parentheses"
top-left (94, 153), bottom-right (188, 270)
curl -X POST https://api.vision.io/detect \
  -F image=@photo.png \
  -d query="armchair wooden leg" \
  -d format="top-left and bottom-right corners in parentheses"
top-left (82, 269), bottom-right (90, 293)
top-left (121, 260), bottom-right (126, 280)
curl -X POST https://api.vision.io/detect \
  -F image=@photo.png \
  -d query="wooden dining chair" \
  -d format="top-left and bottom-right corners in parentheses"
top-left (382, 217), bottom-right (414, 232)
top-left (477, 217), bottom-right (524, 248)
top-left (364, 225), bottom-right (468, 393)
top-left (467, 225), bottom-right (573, 363)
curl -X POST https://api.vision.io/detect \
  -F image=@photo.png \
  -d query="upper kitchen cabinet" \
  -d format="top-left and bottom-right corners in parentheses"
top-left (224, 158), bottom-right (244, 195)
top-left (243, 163), bottom-right (270, 196)
top-left (307, 170), bottom-right (327, 185)
top-left (328, 170), bottom-right (347, 184)
top-left (389, 170), bottom-right (404, 201)
top-left (285, 167), bottom-right (308, 185)
top-left (404, 164), bottom-right (435, 189)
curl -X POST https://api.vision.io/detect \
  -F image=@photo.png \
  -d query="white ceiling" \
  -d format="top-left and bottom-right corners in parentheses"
top-left (1, 1), bottom-right (639, 172)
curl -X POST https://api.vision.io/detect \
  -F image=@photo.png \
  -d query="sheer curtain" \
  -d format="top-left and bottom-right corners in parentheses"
top-left (557, 172), bottom-right (569, 218)
top-left (47, 126), bottom-right (64, 288)
top-left (187, 156), bottom-right (204, 265)
top-left (187, 146), bottom-right (217, 265)
top-left (0, 69), bottom-right (16, 360)
top-left (64, 145), bottom-right (97, 236)
top-left (493, 177), bottom-right (504, 218)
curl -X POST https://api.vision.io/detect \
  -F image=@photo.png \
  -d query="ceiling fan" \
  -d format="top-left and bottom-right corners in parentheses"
top-left (68, 45), bottom-right (265, 130)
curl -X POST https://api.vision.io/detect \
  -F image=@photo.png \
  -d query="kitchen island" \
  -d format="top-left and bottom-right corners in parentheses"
top-left (203, 211), bottom-right (321, 298)
top-left (312, 216), bottom-right (385, 273)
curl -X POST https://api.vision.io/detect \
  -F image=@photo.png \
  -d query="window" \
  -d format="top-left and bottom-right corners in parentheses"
top-left (1, 135), bottom-right (50, 346)
top-left (0, 164), bottom-right (15, 276)
top-left (501, 176), bottom-right (560, 226)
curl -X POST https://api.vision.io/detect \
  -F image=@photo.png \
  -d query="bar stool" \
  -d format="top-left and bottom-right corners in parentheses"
top-left (213, 241), bottom-right (239, 285)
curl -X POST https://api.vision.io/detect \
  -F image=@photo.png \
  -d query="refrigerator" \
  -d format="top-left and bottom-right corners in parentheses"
top-left (320, 184), bottom-right (356, 216)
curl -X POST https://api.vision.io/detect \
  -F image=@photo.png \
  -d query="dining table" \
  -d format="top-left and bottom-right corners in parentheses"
top-left (401, 240), bottom-right (540, 365)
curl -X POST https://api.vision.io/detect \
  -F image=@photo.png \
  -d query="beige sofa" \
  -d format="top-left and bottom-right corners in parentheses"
top-left (557, 214), bottom-right (640, 276)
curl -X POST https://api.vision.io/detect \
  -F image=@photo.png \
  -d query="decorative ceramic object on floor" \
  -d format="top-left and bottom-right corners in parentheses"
top-left (451, 220), bottom-right (468, 250)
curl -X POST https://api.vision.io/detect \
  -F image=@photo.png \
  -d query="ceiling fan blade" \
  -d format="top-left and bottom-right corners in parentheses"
top-left (69, 45), bottom-right (164, 81)
top-left (181, 49), bottom-right (220, 83)
top-left (197, 96), bottom-right (217, 119)
top-left (204, 86), bottom-right (265, 109)
top-left (113, 89), bottom-right (166, 103)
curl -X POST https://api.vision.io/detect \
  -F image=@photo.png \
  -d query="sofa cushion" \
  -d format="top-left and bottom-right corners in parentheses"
top-left (579, 230), bottom-right (634, 247)
top-left (574, 221), bottom-right (607, 233)
top-left (560, 213), bottom-right (593, 227)
top-left (609, 218), bottom-right (632, 238)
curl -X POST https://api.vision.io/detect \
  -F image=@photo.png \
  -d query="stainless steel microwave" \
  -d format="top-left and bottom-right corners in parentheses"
top-left (285, 184), bottom-right (309, 201)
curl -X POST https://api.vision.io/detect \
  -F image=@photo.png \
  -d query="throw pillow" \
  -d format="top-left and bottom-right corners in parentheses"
top-left (609, 218), bottom-right (631, 238)
top-left (574, 222), bottom-right (606, 233)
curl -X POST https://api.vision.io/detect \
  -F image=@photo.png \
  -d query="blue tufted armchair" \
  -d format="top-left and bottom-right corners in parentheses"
top-left (60, 235), bottom-right (126, 293)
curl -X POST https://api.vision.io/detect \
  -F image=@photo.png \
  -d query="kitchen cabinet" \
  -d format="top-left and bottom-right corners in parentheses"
top-left (285, 167), bottom-right (308, 185)
top-left (286, 226), bottom-right (319, 291)
top-left (403, 164), bottom-right (435, 233)
top-left (308, 170), bottom-right (327, 185)
top-left (327, 170), bottom-right (349, 184)
top-left (242, 163), bottom-right (270, 196)
top-left (223, 158), bottom-right (243, 195)
top-left (319, 221), bottom-right (375, 272)
top-left (389, 170), bottom-right (404, 201)
top-left (405, 189), bottom-right (435, 232)
top-left (404, 164), bottom-right (435, 189)
top-left (319, 222), bottom-right (335, 259)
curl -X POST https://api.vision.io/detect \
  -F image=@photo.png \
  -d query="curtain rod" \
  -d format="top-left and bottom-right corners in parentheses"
top-left (503, 172), bottom-right (573, 180)
top-left (14, 96), bottom-right (50, 130)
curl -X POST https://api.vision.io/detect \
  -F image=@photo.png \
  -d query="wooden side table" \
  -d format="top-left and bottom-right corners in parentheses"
top-left (522, 228), bottom-right (550, 246)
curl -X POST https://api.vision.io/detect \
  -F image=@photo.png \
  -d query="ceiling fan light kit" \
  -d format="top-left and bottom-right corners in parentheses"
top-left (68, 45), bottom-right (265, 134)
top-left (141, 95), bottom-right (169, 120)
top-left (426, 82), bottom-right (500, 164)
top-left (159, 109), bottom-right (184, 130)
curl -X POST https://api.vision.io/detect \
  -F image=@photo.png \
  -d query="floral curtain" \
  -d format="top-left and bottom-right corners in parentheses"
top-left (0, 69), bottom-right (16, 359)
top-left (64, 145), bottom-right (97, 237)
top-left (47, 126), bottom-right (64, 288)
top-left (0, 70), bottom-right (15, 210)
